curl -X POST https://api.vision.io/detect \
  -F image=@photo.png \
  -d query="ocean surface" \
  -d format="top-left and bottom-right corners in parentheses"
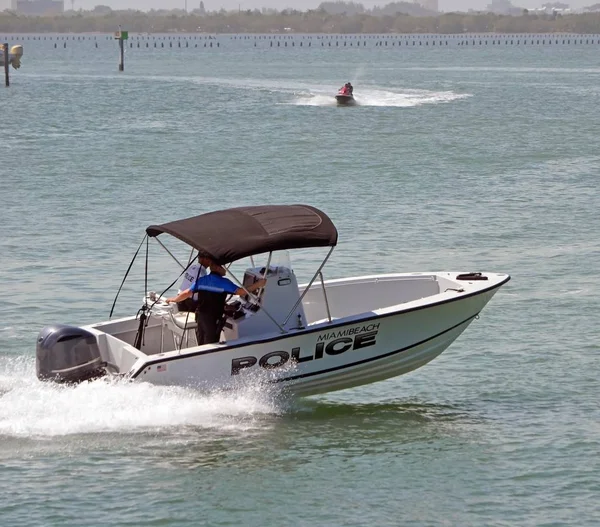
top-left (1, 36), bottom-right (599, 526)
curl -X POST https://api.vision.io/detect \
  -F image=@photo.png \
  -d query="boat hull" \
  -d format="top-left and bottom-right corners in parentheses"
top-left (126, 275), bottom-right (507, 396)
top-left (335, 94), bottom-right (356, 106)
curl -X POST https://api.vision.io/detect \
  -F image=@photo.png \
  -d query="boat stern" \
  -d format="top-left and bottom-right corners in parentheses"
top-left (36, 321), bottom-right (147, 384)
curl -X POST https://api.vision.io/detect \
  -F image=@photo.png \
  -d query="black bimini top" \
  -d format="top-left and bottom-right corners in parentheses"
top-left (146, 204), bottom-right (338, 264)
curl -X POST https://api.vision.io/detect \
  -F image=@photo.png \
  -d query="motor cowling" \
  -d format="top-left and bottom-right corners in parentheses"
top-left (36, 325), bottom-right (106, 384)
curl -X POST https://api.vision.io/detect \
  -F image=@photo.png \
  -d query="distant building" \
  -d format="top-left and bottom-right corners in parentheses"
top-left (14, 0), bottom-right (64, 14)
top-left (533, 2), bottom-right (571, 14)
top-left (417, 0), bottom-right (439, 12)
top-left (486, 0), bottom-right (522, 14)
top-left (541, 2), bottom-right (569, 8)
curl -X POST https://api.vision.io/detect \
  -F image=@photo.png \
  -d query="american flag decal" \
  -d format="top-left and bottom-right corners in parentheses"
top-left (157, 364), bottom-right (167, 372)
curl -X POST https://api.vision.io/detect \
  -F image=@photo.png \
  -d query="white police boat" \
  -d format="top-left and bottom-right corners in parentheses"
top-left (36, 205), bottom-right (510, 397)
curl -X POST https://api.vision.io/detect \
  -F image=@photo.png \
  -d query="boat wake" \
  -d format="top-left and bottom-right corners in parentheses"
top-left (0, 355), bottom-right (282, 439)
top-left (293, 88), bottom-right (471, 107)
top-left (0, 354), bottom-right (477, 441)
top-left (161, 75), bottom-right (470, 109)
top-left (17, 74), bottom-right (470, 110)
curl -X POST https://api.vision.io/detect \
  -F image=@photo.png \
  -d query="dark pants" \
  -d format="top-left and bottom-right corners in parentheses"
top-left (195, 312), bottom-right (219, 345)
top-left (177, 298), bottom-right (198, 312)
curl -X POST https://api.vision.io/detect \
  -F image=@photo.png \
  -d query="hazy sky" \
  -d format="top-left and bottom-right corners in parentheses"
top-left (1, 0), bottom-right (590, 14)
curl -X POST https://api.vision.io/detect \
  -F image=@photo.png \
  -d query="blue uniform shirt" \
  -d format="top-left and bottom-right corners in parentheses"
top-left (189, 274), bottom-right (239, 295)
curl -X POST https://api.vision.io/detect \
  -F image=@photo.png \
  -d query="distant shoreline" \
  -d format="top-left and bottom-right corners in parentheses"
top-left (1, 11), bottom-right (600, 34)
top-left (1, 31), bottom-right (599, 36)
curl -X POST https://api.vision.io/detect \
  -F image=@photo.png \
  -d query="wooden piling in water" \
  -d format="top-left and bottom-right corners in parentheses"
top-left (118, 37), bottom-right (124, 71)
top-left (3, 43), bottom-right (9, 87)
top-left (115, 27), bottom-right (128, 72)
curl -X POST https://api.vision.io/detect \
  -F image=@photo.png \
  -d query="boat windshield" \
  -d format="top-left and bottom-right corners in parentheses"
top-left (273, 250), bottom-right (292, 272)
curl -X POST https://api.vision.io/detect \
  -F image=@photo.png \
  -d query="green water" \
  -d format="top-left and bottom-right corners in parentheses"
top-left (0, 37), bottom-right (599, 526)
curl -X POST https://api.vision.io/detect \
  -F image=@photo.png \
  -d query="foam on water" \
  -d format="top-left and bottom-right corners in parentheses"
top-left (0, 356), bottom-right (281, 439)
top-left (14, 72), bottom-right (470, 110)
top-left (293, 87), bottom-right (471, 107)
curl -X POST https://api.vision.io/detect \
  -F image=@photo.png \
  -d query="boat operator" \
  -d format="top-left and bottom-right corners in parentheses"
top-left (165, 257), bottom-right (266, 345)
top-left (176, 255), bottom-right (226, 312)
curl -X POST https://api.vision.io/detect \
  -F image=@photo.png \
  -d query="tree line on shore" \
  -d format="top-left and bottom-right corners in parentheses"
top-left (1, 6), bottom-right (600, 34)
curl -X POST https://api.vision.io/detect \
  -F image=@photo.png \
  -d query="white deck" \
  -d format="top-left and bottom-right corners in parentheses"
top-left (84, 271), bottom-right (509, 394)
top-left (90, 273), bottom-right (453, 354)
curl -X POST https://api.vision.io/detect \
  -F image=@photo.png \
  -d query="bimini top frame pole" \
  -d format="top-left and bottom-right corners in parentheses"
top-left (282, 246), bottom-right (335, 327)
top-left (110, 234), bottom-right (200, 320)
top-left (226, 255), bottom-right (287, 335)
top-left (109, 234), bottom-right (147, 319)
top-left (155, 237), bottom-right (186, 271)
top-left (318, 270), bottom-right (332, 323)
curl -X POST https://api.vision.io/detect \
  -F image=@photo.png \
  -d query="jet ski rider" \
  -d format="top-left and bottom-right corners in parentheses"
top-left (341, 82), bottom-right (353, 96)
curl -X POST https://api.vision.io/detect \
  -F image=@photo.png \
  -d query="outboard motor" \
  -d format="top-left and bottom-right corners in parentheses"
top-left (36, 325), bottom-right (106, 384)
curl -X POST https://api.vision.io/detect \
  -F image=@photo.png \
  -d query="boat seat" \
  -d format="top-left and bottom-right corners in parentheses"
top-left (164, 310), bottom-right (199, 349)
top-left (169, 309), bottom-right (230, 346)
top-left (170, 311), bottom-right (197, 330)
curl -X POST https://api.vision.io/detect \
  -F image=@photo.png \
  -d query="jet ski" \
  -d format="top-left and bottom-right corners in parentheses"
top-left (336, 85), bottom-right (356, 106)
